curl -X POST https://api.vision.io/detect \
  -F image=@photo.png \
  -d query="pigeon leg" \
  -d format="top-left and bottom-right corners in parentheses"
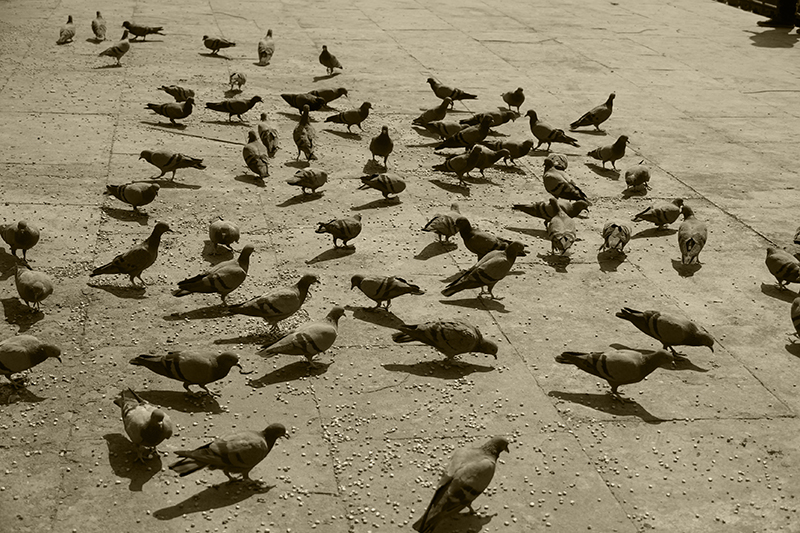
top-left (609, 387), bottom-right (633, 403)
top-left (199, 384), bottom-right (221, 397)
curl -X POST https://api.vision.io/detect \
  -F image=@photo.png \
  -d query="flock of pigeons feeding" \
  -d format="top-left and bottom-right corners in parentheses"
top-left (2, 10), bottom-right (798, 533)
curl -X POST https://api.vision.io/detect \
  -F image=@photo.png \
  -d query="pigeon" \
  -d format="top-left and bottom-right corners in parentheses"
top-left (526, 110), bottom-right (579, 151)
top-left (159, 85), bottom-right (195, 102)
top-left (228, 274), bottom-right (319, 332)
top-left (542, 159), bottom-right (588, 202)
top-left (57, 15), bottom-right (75, 45)
top-left (123, 21), bottom-right (164, 41)
top-left (358, 173), bottom-right (406, 199)
top-left (631, 199), bottom-right (684, 229)
top-left (473, 145), bottom-right (510, 176)
top-left (319, 45), bottom-right (343, 74)
top-left (259, 307), bottom-right (345, 366)
top-left (677, 204), bottom-right (707, 265)
top-left (624, 162), bottom-right (651, 191)
top-left (308, 87), bottom-right (349, 104)
top-left (791, 296), bottom-right (800, 340)
top-left (257, 29), bottom-right (274, 66)
top-left (513, 198), bottom-right (590, 224)
top-left (316, 214), bottom-right (362, 248)
top-left (435, 116), bottom-right (493, 150)
top-left (114, 388), bottom-right (173, 462)
top-left (426, 78), bottom-right (477, 108)
top-left (139, 149), bottom-right (205, 180)
top-left (456, 217), bottom-right (526, 260)
top-left (766, 247), bottom-right (800, 289)
top-left (287, 168), bottom-right (328, 194)
top-left (205, 96), bottom-right (263, 122)
top-left (501, 87), bottom-right (525, 112)
top-left (460, 109), bottom-right (519, 128)
top-left (424, 121), bottom-right (465, 140)
top-left (0, 335), bottom-right (61, 386)
top-left (145, 97), bottom-right (193, 125)
top-left (229, 72), bottom-right (246, 92)
top-left (546, 208), bottom-right (577, 255)
top-left (91, 11), bottom-right (106, 41)
top-left (369, 126), bottom-right (394, 166)
top-left (325, 101), bottom-right (372, 132)
top-left (412, 98), bottom-right (453, 126)
top-left (391, 320), bottom-right (498, 362)
top-left (170, 424), bottom-right (287, 484)
top-left (281, 93), bottom-right (327, 112)
top-left (555, 348), bottom-right (673, 401)
top-left (422, 203), bottom-right (461, 243)
top-left (173, 245), bottom-right (254, 304)
top-left (242, 130), bottom-right (270, 179)
top-left (1, 220), bottom-right (40, 260)
top-left (99, 30), bottom-right (130, 66)
top-left (293, 104), bottom-right (317, 161)
top-left (599, 222), bottom-right (631, 253)
top-left (351, 275), bottom-right (424, 309)
top-left (442, 241), bottom-right (525, 299)
top-left (105, 182), bottom-right (160, 212)
top-left (413, 437), bottom-right (509, 533)
top-left (616, 307), bottom-right (715, 356)
top-left (129, 351), bottom-right (242, 396)
top-left (14, 261), bottom-right (53, 311)
top-left (481, 139), bottom-right (534, 165)
top-left (208, 218), bottom-right (240, 252)
top-left (545, 152), bottom-right (569, 170)
top-left (432, 146), bottom-right (482, 187)
top-left (90, 222), bottom-right (172, 286)
top-left (203, 35), bottom-right (235, 54)
top-left (587, 135), bottom-right (629, 170)
top-left (794, 227), bottom-right (800, 245)
top-left (570, 93), bottom-right (615, 131)
top-left (257, 113), bottom-right (279, 157)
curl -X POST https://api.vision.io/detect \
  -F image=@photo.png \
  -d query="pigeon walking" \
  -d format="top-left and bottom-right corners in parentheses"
top-left (205, 96), bottom-right (262, 122)
top-left (677, 204), bottom-right (707, 265)
top-left (412, 98), bottom-right (452, 126)
top-left (325, 102), bottom-right (371, 132)
top-left (441, 241), bottom-right (525, 299)
top-left (587, 135), bottom-right (629, 170)
top-left (257, 29), bottom-right (275, 65)
top-left (98, 30), bottom-right (130, 66)
top-left (570, 93), bottom-right (615, 131)
top-left (0, 335), bottom-right (61, 386)
top-left (631, 199), bottom-right (684, 229)
top-left (369, 126), bottom-right (394, 166)
top-left (392, 320), bottom-right (498, 363)
top-left (1, 220), bottom-right (40, 260)
top-left (287, 168), bottom-right (328, 194)
top-left (526, 110), bottom-right (579, 151)
top-left (501, 87), bottom-right (525, 112)
top-left (426, 78), bottom-right (477, 108)
top-left (145, 97), bottom-right (193, 125)
top-left (57, 15), bottom-right (75, 45)
top-left (91, 11), bottom-right (106, 41)
top-left (315, 214), bottom-right (362, 248)
top-left (105, 182), bottom-right (160, 212)
top-left (139, 149), bottom-right (205, 180)
top-left (14, 261), bottom-right (53, 311)
top-left (259, 307), bottom-right (345, 366)
top-left (616, 307), bottom-right (714, 357)
top-left (129, 351), bottom-right (242, 396)
top-left (203, 35), bottom-right (235, 54)
top-left (293, 104), bottom-right (317, 161)
top-left (358, 174), bottom-right (405, 199)
top-left (242, 130), bottom-right (270, 179)
top-left (123, 21), bottom-right (164, 41)
top-left (319, 45), bottom-right (343, 74)
top-left (351, 275), bottom-right (423, 309)
top-left (173, 245), bottom-right (254, 304)
top-left (257, 113), bottom-right (279, 157)
top-left (90, 222), bottom-right (172, 286)
top-left (114, 389), bottom-right (173, 462)
top-left (228, 274), bottom-right (319, 333)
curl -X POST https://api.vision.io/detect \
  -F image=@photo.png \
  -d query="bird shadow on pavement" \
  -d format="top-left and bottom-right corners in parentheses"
top-left (102, 433), bottom-right (162, 491)
top-left (439, 511), bottom-right (496, 532)
top-left (283, 160), bottom-right (311, 169)
top-left (276, 111), bottom-right (302, 122)
top-left (584, 162), bottom-right (620, 179)
top-left (351, 197), bottom-right (401, 211)
top-left (493, 164), bottom-right (526, 175)
top-left (203, 119), bottom-right (250, 127)
top-left (224, 89), bottom-right (242, 98)
top-left (760, 282), bottom-right (797, 303)
top-left (345, 305), bottom-right (406, 330)
top-left (0, 382), bottom-right (47, 405)
top-left (164, 304), bottom-right (229, 321)
top-left (410, 126), bottom-right (440, 140)
top-left (746, 28), bottom-right (800, 48)
top-left (234, 173), bottom-right (266, 188)
top-left (632, 227), bottom-right (676, 240)
top-left (408, 139), bottom-right (445, 148)
top-left (94, 64), bottom-right (123, 70)
top-left (671, 259), bottom-right (701, 278)
top-left (668, 357), bottom-right (711, 373)
top-left (201, 241), bottom-right (234, 263)
top-left (140, 121), bottom-right (187, 130)
top-left (313, 72), bottom-right (340, 82)
top-left (148, 178), bottom-right (202, 190)
top-left (323, 129), bottom-right (362, 141)
top-left (463, 174), bottom-right (500, 187)
top-left (784, 341), bottom-right (800, 358)
top-left (248, 360), bottom-right (331, 388)
top-left (1, 298), bottom-right (44, 332)
top-left (136, 390), bottom-right (223, 414)
top-left (154, 482), bottom-right (273, 520)
top-left (429, 179), bottom-right (470, 196)
top-left (362, 160), bottom-right (386, 174)
top-left (86, 283), bottom-right (147, 299)
top-left (101, 206), bottom-right (149, 225)
top-left (506, 225), bottom-right (548, 240)
top-left (621, 187), bottom-right (648, 199)
top-left (538, 253), bottom-right (570, 273)
top-left (86, 37), bottom-right (103, 44)
top-left (277, 191), bottom-right (324, 207)
top-left (571, 129), bottom-right (608, 136)
top-left (439, 297), bottom-right (509, 314)
top-left (214, 331), bottom-right (274, 346)
top-left (305, 246), bottom-right (356, 265)
top-left (0, 251), bottom-right (17, 279)
top-left (548, 391), bottom-right (666, 423)
top-left (199, 52), bottom-right (232, 59)
top-left (414, 241), bottom-right (457, 260)
top-left (485, 130), bottom-right (509, 138)
top-left (383, 360), bottom-right (494, 380)
top-left (597, 250), bottom-right (626, 272)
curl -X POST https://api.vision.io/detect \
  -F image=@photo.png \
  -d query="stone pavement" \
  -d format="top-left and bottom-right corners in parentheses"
top-left (1, 0), bottom-right (799, 531)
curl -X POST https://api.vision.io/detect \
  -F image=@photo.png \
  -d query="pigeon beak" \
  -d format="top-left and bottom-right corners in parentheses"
top-left (57, 356), bottom-right (63, 363)
top-left (236, 362), bottom-right (254, 375)
top-left (709, 346), bottom-right (715, 353)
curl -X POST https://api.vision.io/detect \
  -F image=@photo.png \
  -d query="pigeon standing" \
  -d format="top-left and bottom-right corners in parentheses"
top-left (546, 207), bottom-right (577, 255)
top-left (455, 217), bottom-right (525, 260)
top-left (145, 97), bottom-right (194, 125)
top-left (460, 109), bottom-right (518, 128)
top-left (616, 307), bottom-right (715, 356)
top-left (570, 93), bottom-right (615, 131)
top-left (513, 198), bottom-right (590, 224)
top-left (281, 93), bottom-right (327, 112)
top-left (542, 159), bottom-right (588, 202)
top-left (319, 45), bottom-right (343, 75)
top-left (257, 29), bottom-right (275, 65)
top-left (624, 162), bottom-right (651, 191)
top-left (766, 247), bottom-right (800, 289)
top-left (351, 275), bottom-right (424, 309)
top-left (391, 320), bottom-right (498, 362)
top-left (308, 87), bottom-right (349, 105)
top-left (432, 145), bottom-right (482, 187)
top-left (424, 121), bottom-right (465, 140)
top-left (169, 424), bottom-right (286, 484)
top-left (677, 204), bottom-right (708, 265)
top-left (481, 139), bottom-right (534, 165)
top-left (287, 168), bottom-right (328, 194)
top-left (122, 21), bottom-right (164, 41)
top-left (173, 245), bottom-right (255, 304)
top-left (426, 78), bottom-right (477, 108)
top-left (14, 261), bottom-right (53, 311)
top-left (631, 199), bottom-right (684, 229)
top-left (473, 145), bottom-right (510, 176)
top-left (257, 113), bottom-right (279, 157)
top-left (325, 101), bottom-right (372, 132)
top-left (501, 87), bottom-right (525, 112)
top-left (203, 35), bottom-right (236, 54)
top-left (587, 135), bottom-right (629, 170)
top-left (555, 348), bottom-right (673, 401)
top-left (91, 11), bottom-right (106, 41)
top-left (242, 130), bottom-right (270, 179)
top-left (205, 96), bottom-right (263, 122)
top-left (369, 126), bottom-right (394, 166)
top-left (1, 220), bottom-right (40, 260)
top-left (259, 307), bottom-right (345, 366)
top-left (315, 214), bottom-right (362, 248)
top-left (229, 72), bottom-right (246, 92)
top-left (57, 15), bottom-right (75, 45)
top-left (422, 203), bottom-right (461, 243)
top-left (358, 174), bottom-right (406, 199)
top-left (599, 222), bottom-right (631, 253)
top-left (0, 335), bottom-right (61, 386)
top-left (208, 218), bottom-right (240, 253)
top-left (139, 149), bottom-right (205, 180)
top-left (114, 389), bottom-right (173, 462)
top-left (105, 182), bottom-right (160, 212)
top-left (293, 104), bottom-right (317, 161)
top-left (90, 222), bottom-right (172, 286)
top-left (228, 274), bottom-right (319, 333)
top-left (412, 98), bottom-right (452, 126)
top-left (526, 110), bottom-right (579, 151)
top-left (441, 241), bottom-right (525, 299)
top-left (413, 437), bottom-right (509, 533)
top-left (159, 85), bottom-right (194, 102)
top-left (98, 30), bottom-right (130, 66)
top-left (129, 351), bottom-right (242, 396)
top-left (435, 116), bottom-right (493, 151)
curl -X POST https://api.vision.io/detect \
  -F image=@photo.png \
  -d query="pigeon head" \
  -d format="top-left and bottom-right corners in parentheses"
top-left (267, 29), bottom-right (273, 37)
top-left (42, 343), bottom-right (62, 363)
top-left (480, 338), bottom-right (499, 359)
top-left (322, 45), bottom-right (328, 51)
top-left (299, 274), bottom-right (319, 288)
top-left (263, 423), bottom-right (288, 444)
top-left (441, 97), bottom-right (453, 107)
top-left (153, 222), bottom-right (172, 235)
top-left (139, 150), bottom-right (152, 160)
top-left (350, 275), bottom-right (364, 289)
top-left (217, 352), bottom-right (241, 371)
top-left (247, 130), bottom-right (258, 143)
top-left (525, 109), bottom-right (538, 121)
top-left (239, 244), bottom-right (255, 259)
top-left (482, 436), bottom-right (510, 457)
top-left (327, 306), bottom-right (346, 322)
top-left (680, 205), bottom-right (695, 219)
top-left (123, 21), bottom-right (131, 28)
top-left (121, 30), bottom-right (129, 40)
top-left (202, 35), bottom-right (209, 40)
top-left (454, 216), bottom-right (471, 232)
top-left (250, 96), bottom-right (264, 104)
top-left (361, 102), bottom-right (372, 111)
top-left (338, 88), bottom-right (349, 98)
top-left (381, 125), bottom-right (389, 134)
top-left (151, 409), bottom-right (168, 423)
